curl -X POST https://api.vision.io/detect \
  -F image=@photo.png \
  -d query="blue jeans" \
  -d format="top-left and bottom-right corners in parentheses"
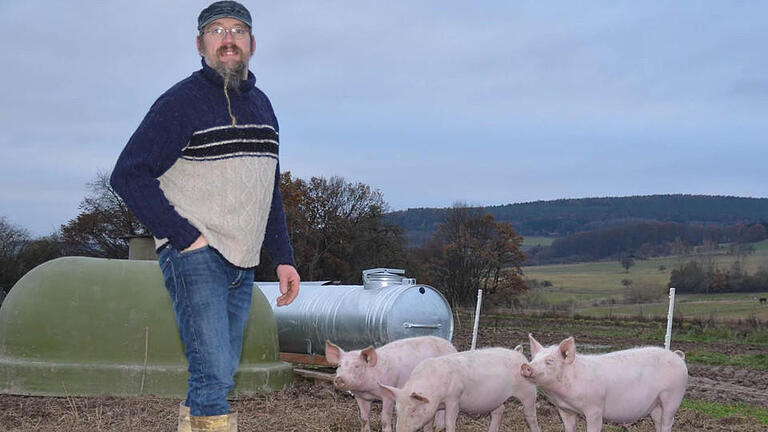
top-left (158, 245), bottom-right (254, 416)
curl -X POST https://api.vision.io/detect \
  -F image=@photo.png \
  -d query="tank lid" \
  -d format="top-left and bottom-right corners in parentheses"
top-left (362, 268), bottom-right (410, 289)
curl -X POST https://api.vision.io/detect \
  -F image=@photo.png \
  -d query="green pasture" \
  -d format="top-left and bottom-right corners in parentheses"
top-left (685, 351), bottom-right (768, 370)
top-left (577, 294), bottom-right (768, 320)
top-left (522, 239), bottom-right (768, 320)
top-left (524, 258), bottom-right (675, 303)
top-left (478, 311), bottom-right (768, 346)
top-left (681, 399), bottom-right (768, 426)
top-left (747, 238), bottom-right (768, 252)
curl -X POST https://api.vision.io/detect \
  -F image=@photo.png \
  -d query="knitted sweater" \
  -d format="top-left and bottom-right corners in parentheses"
top-left (111, 59), bottom-right (294, 268)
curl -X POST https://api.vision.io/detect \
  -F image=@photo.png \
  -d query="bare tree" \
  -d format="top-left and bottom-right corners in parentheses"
top-left (414, 204), bottom-right (528, 307)
top-left (0, 216), bottom-right (29, 258)
top-left (60, 170), bottom-right (147, 258)
top-left (264, 173), bottom-right (405, 283)
top-left (0, 216), bottom-right (31, 299)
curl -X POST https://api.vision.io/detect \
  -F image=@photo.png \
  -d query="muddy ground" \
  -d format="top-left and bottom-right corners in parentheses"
top-left (1, 315), bottom-right (766, 431)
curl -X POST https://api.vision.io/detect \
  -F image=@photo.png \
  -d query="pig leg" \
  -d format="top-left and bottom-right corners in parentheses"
top-left (380, 396), bottom-right (394, 432)
top-left (487, 405), bottom-right (504, 432)
top-left (433, 409), bottom-right (446, 432)
top-left (518, 391), bottom-right (540, 432)
top-left (355, 397), bottom-right (372, 432)
top-left (443, 400), bottom-right (461, 432)
top-left (556, 408), bottom-right (578, 432)
top-left (659, 412), bottom-right (677, 432)
top-left (650, 405), bottom-right (663, 432)
top-left (657, 396), bottom-right (682, 432)
top-left (584, 410), bottom-right (604, 432)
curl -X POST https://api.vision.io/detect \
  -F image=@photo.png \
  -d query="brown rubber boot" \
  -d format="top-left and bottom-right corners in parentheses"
top-left (178, 403), bottom-right (191, 432)
top-left (190, 413), bottom-right (237, 432)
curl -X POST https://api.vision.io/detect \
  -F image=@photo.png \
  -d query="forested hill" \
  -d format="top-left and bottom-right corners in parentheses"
top-left (386, 195), bottom-right (768, 246)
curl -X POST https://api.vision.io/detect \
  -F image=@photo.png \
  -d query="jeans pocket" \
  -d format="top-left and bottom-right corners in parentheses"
top-left (158, 246), bottom-right (173, 271)
top-left (158, 250), bottom-right (181, 307)
top-left (179, 245), bottom-right (211, 256)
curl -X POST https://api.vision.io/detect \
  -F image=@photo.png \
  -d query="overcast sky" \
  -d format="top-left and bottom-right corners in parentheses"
top-left (1, 1), bottom-right (766, 236)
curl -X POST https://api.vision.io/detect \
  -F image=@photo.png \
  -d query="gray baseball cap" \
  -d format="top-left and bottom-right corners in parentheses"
top-left (198, 1), bottom-right (252, 31)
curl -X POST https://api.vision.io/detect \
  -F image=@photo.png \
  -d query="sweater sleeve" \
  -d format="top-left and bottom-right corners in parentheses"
top-left (110, 93), bottom-right (200, 250)
top-left (262, 162), bottom-right (295, 267)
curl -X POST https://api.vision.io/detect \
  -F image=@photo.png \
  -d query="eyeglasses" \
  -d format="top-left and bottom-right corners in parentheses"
top-left (202, 26), bottom-right (250, 40)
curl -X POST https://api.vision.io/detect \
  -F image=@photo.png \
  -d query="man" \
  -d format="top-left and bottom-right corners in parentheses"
top-left (110, 2), bottom-right (300, 431)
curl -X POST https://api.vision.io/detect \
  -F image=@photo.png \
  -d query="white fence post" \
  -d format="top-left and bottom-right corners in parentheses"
top-left (664, 288), bottom-right (676, 350)
top-left (471, 289), bottom-right (483, 351)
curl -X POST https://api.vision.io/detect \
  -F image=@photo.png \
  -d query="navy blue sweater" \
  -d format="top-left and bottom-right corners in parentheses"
top-left (111, 59), bottom-right (294, 268)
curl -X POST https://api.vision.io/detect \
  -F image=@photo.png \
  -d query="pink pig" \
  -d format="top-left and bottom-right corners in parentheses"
top-left (520, 334), bottom-right (688, 432)
top-left (378, 347), bottom-right (540, 432)
top-left (325, 336), bottom-right (457, 432)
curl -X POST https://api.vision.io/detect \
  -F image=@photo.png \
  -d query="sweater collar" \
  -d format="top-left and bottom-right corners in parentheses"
top-left (199, 58), bottom-right (256, 93)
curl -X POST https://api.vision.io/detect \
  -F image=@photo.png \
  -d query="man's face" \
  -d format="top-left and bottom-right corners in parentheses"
top-left (197, 17), bottom-right (255, 75)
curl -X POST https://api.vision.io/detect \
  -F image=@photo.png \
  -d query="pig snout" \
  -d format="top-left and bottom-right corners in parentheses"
top-left (333, 376), bottom-right (347, 389)
top-left (520, 363), bottom-right (534, 378)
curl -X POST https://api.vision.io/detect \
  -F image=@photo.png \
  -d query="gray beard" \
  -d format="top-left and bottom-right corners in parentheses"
top-left (217, 62), bottom-right (247, 93)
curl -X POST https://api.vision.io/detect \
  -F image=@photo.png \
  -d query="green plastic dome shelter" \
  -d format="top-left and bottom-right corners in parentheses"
top-left (0, 256), bottom-right (293, 397)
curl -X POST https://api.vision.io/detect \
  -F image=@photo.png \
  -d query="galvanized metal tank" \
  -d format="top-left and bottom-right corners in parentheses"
top-left (257, 268), bottom-right (453, 355)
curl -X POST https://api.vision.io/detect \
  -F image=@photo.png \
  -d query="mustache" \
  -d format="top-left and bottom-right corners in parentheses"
top-left (217, 44), bottom-right (242, 56)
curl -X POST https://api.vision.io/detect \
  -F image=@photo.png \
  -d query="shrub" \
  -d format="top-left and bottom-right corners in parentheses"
top-left (624, 279), bottom-right (667, 304)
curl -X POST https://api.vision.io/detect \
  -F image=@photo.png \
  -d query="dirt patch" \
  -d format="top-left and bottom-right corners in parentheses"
top-left (687, 365), bottom-right (768, 407)
top-left (1, 381), bottom-right (766, 432)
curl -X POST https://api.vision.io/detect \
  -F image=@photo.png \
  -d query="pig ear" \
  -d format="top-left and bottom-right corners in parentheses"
top-left (514, 344), bottom-right (524, 354)
top-left (325, 340), bottom-right (343, 365)
top-left (529, 333), bottom-right (544, 356)
top-left (410, 392), bottom-right (430, 404)
top-left (378, 382), bottom-right (403, 400)
top-left (361, 345), bottom-right (378, 366)
top-left (559, 336), bottom-right (576, 364)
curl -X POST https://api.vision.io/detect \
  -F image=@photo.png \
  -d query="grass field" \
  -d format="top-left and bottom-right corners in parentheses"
top-left (750, 239), bottom-right (768, 252)
top-left (681, 400), bottom-right (768, 426)
top-left (522, 239), bottom-right (768, 320)
top-left (575, 292), bottom-right (768, 320)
